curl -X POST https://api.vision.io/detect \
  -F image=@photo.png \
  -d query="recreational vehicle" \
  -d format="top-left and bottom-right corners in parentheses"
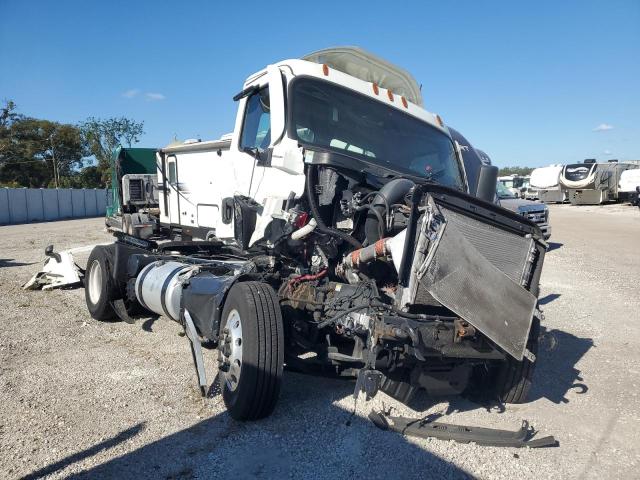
top-left (619, 169), bottom-right (640, 204)
top-left (498, 174), bottom-right (530, 198)
top-left (529, 165), bottom-right (565, 203)
top-left (560, 160), bottom-right (638, 205)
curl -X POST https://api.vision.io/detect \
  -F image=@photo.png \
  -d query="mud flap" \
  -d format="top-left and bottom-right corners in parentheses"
top-left (369, 411), bottom-right (557, 448)
top-left (183, 310), bottom-right (207, 396)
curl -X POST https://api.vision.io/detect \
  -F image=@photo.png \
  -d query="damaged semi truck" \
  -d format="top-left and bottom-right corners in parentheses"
top-left (84, 47), bottom-right (546, 420)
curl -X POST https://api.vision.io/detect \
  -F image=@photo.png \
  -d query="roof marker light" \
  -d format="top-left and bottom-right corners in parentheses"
top-left (436, 114), bottom-right (444, 127)
top-left (387, 90), bottom-right (394, 102)
top-left (372, 83), bottom-right (379, 95)
top-left (322, 64), bottom-right (329, 76)
top-left (401, 96), bottom-right (408, 108)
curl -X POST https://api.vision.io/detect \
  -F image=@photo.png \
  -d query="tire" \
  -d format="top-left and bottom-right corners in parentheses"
top-left (495, 317), bottom-right (540, 403)
top-left (84, 246), bottom-right (117, 321)
top-left (218, 281), bottom-right (284, 420)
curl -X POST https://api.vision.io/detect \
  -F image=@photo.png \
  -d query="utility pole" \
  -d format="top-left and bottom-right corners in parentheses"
top-left (50, 134), bottom-right (58, 188)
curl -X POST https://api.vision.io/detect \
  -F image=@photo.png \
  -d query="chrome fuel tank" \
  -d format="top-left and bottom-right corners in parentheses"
top-left (135, 261), bottom-right (193, 321)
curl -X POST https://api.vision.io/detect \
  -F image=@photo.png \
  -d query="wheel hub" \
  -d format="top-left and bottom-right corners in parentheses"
top-left (88, 259), bottom-right (103, 304)
top-left (219, 309), bottom-right (243, 391)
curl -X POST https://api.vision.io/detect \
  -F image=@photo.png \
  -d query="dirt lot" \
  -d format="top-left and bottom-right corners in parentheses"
top-left (1, 204), bottom-right (639, 479)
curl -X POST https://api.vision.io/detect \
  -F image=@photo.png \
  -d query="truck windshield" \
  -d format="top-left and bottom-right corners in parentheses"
top-left (289, 77), bottom-right (464, 189)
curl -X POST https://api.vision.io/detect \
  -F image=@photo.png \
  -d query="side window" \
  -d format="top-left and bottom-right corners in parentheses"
top-left (240, 88), bottom-right (271, 151)
top-left (168, 159), bottom-right (177, 184)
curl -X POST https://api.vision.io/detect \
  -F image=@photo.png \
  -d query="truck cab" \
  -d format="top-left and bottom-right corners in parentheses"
top-left (156, 47), bottom-right (468, 241)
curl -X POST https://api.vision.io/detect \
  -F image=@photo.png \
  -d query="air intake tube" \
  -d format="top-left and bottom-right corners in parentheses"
top-left (365, 178), bottom-right (415, 243)
top-left (306, 165), bottom-right (362, 249)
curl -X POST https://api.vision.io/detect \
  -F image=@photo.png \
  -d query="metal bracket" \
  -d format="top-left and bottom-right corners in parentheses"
top-left (183, 310), bottom-right (207, 396)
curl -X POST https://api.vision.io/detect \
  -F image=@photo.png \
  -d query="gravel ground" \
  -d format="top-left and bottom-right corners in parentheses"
top-left (1, 204), bottom-right (639, 480)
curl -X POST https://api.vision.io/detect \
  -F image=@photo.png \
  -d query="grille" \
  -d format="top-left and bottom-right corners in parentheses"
top-left (523, 211), bottom-right (546, 225)
top-left (128, 179), bottom-right (144, 202)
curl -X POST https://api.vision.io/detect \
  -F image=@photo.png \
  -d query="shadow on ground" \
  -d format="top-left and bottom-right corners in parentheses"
top-left (539, 293), bottom-right (561, 305)
top-left (21, 370), bottom-right (472, 480)
top-left (530, 326), bottom-right (592, 403)
top-left (546, 242), bottom-right (563, 252)
top-left (0, 258), bottom-right (36, 268)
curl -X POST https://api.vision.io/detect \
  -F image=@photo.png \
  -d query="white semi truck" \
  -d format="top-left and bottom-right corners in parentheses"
top-left (80, 47), bottom-right (547, 422)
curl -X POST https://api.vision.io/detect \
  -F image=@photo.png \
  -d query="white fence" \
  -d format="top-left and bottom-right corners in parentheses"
top-left (0, 188), bottom-right (108, 225)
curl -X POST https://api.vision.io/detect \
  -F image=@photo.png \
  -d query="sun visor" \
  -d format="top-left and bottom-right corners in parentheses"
top-left (302, 46), bottom-right (423, 106)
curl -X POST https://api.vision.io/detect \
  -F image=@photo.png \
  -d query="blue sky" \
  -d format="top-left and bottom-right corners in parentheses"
top-left (1, 0), bottom-right (638, 167)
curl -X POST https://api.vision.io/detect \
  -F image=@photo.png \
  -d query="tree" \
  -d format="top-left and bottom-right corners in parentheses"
top-left (80, 117), bottom-right (145, 186)
top-left (498, 166), bottom-right (534, 176)
top-left (0, 101), bottom-right (87, 188)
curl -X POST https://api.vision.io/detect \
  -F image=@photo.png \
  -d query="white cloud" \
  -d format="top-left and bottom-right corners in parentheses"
top-left (122, 89), bottom-right (140, 98)
top-left (145, 92), bottom-right (166, 101)
top-left (593, 123), bottom-right (613, 131)
top-left (603, 149), bottom-right (612, 155)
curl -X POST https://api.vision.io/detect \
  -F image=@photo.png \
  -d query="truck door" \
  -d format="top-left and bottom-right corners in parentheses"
top-left (166, 155), bottom-right (180, 225)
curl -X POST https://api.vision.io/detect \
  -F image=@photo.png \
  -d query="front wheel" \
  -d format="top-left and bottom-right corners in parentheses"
top-left (217, 282), bottom-right (284, 420)
top-left (495, 317), bottom-right (540, 403)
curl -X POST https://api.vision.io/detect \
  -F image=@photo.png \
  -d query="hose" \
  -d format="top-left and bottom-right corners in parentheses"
top-left (306, 165), bottom-right (362, 249)
top-left (365, 178), bottom-right (415, 243)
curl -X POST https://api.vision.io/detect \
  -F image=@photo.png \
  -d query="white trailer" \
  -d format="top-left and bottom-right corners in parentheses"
top-left (619, 169), bottom-right (640, 204)
top-left (530, 165), bottom-right (565, 203)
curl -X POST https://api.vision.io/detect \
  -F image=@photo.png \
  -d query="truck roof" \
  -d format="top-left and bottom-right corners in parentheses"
top-left (112, 147), bottom-right (157, 175)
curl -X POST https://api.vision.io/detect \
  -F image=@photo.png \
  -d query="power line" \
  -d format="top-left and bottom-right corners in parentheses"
top-left (0, 158), bottom-right (54, 166)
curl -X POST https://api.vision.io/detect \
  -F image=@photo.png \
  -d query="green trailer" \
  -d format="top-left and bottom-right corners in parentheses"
top-left (106, 147), bottom-right (159, 236)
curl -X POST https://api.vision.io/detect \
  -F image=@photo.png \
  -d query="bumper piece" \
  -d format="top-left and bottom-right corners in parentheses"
top-left (369, 411), bottom-right (558, 448)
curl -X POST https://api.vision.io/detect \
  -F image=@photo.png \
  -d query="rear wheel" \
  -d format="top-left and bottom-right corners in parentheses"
top-left (218, 282), bottom-right (284, 420)
top-left (84, 246), bottom-right (117, 321)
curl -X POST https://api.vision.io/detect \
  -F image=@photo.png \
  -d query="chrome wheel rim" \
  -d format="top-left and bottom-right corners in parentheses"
top-left (223, 309), bottom-right (243, 392)
top-left (88, 260), bottom-right (102, 304)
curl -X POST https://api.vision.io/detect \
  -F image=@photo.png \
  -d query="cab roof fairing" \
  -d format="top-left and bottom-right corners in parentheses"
top-left (243, 58), bottom-right (449, 139)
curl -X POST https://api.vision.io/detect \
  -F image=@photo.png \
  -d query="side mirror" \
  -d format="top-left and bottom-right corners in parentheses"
top-left (476, 165), bottom-right (499, 203)
top-left (44, 244), bottom-right (62, 263)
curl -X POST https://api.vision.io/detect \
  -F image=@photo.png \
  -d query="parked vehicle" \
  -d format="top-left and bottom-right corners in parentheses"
top-left (105, 147), bottom-right (159, 237)
top-left (530, 165), bottom-right (565, 203)
top-left (560, 159), bottom-right (639, 205)
top-left (618, 169), bottom-right (640, 204)
top-left (497, 183), bottom-right (551, 239)
top-left (498, 174), bottom-right (530, 198)
top-left (80, 47), bottom-right (546, 420)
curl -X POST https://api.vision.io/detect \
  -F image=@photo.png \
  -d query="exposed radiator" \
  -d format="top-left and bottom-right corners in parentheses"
top-left (439, 207), bottom-right (535, 285)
